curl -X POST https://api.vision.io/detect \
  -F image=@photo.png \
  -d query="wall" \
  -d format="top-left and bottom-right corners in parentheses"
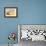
top-left (0, 0), bottom-right (46, 44)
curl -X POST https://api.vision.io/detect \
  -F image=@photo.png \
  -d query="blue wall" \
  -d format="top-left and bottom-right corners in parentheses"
top-left (0, 0), bottom-right (46, 44)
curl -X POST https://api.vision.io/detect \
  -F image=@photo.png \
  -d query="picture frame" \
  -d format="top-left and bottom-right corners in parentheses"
top-left (18, 24), bottom-right (46, 42)
top-left (4, 7), bottom-right (18, 18)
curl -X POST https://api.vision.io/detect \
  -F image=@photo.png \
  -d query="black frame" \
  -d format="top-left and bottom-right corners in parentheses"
top-left (4, 7), bottom-right (18, 18)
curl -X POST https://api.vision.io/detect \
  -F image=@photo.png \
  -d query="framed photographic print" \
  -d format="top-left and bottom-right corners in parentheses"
top-left (18, 24), bottom-right (46, 42)
top-left (4, 7), bottom-right (18, 18)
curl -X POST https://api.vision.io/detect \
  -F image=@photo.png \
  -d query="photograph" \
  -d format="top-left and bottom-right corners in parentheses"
top-left (18, 24), bottom-right (46, 41)
top-left (4, 7), bottom-right (18, 18)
